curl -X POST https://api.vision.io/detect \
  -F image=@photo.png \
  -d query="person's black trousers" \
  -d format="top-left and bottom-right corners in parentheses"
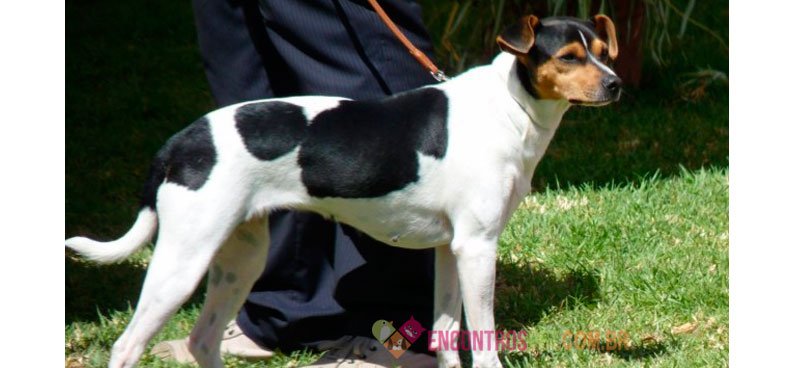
top-left (192, 0), bottom-right (438, 353)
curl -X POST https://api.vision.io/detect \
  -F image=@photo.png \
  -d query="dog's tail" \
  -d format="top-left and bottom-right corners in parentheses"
top-left (66, 208), bottom-right (158, 263)
top-left (66, 137), bottom-right (169, 263)
top-left (66, 150), bottom-right (166, 263)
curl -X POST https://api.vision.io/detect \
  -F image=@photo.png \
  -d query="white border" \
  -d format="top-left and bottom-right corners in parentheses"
top-left (0, 3), bottom-right (65, 367)
top-left (5, 0), bottom-right (788, 365)
top-left (730, 0), bottom-right (794, 365)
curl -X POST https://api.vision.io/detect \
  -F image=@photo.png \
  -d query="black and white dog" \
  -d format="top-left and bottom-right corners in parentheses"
top-left (67, 14), bottom-right (621, 368)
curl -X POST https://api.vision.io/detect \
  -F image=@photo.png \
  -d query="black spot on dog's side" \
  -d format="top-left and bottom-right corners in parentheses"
top-left (235, 101), bottom-right (308, 161)
top-left (140, 117), bottom-right (216, 209)
top-left (163, 118), bottom-right (217, 190)
top-left (299, 88), bottom-right (448, 198)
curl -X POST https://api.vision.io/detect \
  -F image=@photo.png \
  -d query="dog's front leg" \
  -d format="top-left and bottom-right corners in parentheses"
top-left (432, 244), bottom-right (462, 368)
top-left (452, 236), bottom-right (502, 368)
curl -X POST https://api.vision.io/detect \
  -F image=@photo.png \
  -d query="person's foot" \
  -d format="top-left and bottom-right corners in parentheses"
top-left (150, 320), bottom-right (274, 363)
top-left (304, 336), bottom-right (436, 368)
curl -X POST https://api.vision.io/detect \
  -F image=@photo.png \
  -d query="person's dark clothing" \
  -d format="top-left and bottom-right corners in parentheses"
top-left (192, 0), bottom-right (438, 353)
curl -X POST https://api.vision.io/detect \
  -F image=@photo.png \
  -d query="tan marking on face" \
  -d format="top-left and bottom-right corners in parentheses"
top-left (532, 59), bottom-right (606, 102)
top-left (553, 43), bottom-right (586, 60)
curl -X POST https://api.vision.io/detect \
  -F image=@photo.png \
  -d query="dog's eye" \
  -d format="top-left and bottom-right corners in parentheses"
top-left (599, 49), bottom-right (609, 61)
top-left (559, 53), bottom-right (579, 62)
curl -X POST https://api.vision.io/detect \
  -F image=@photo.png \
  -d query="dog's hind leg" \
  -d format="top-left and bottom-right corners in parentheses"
top-left (187, 216), bottom-right (271, 368)
top-left (107, 197), bottom-right (246, 368)
top-left (107, 240), bottom-right (220, 368)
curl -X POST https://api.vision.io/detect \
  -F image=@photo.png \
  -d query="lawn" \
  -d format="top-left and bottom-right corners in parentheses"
top-left (66, 1), bottom-right (728, 367)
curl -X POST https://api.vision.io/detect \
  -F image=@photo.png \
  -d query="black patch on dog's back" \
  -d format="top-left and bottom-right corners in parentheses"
top-left (235, 101), bottom-right (308, 160)
top-left (299, 88), bottom-right (448, 198)
top-left (140, 117), bottom-right (217, 209)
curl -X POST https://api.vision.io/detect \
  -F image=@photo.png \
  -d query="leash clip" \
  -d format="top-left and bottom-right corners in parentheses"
top-left (431, 70), bottom-right (449, 82)
top-left (368, 0), bottom-right (449, 83)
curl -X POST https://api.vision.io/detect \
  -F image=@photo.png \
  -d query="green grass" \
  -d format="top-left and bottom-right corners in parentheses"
top-left (497, 167), bottom-right (728, 367)
top-left (66, 301), bottom-right (321, 367)
top-left (66, 0), bottom-right (728, 367)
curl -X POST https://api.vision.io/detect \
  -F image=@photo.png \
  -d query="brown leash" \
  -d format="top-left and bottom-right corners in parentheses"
top-left (367, 0), bottom-right (449, 82)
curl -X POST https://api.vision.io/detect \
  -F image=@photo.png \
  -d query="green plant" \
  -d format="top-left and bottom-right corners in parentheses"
top-left (420, 0), bottom-right (728, 79)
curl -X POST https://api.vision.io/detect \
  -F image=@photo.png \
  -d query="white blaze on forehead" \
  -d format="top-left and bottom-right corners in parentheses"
top-left (578, 30), bottom-right (589, 49)
top-left (578, 30), bottom-right (617, 76)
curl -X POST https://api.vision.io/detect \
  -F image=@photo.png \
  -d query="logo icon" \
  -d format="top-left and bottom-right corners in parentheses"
top-left (371, 316), bottom-right (426, 358)
top-left (371, 320), bottom-right (396, 343)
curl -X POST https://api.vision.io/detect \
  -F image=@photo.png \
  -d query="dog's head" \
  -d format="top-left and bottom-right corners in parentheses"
top-left (497, 15), bottom-right (621, 106)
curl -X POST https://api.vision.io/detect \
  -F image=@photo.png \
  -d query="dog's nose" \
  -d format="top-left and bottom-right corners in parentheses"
top-left (602, 75), bottom-right (622, 94)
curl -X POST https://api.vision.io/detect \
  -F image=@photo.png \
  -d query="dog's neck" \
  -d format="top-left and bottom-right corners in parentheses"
top-left (484, 53), bottom-right (570, 196)
top-left (491, 52), bottom-right (570, 131)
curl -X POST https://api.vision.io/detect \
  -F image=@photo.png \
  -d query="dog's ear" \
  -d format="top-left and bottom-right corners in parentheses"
top-left (496, 15), bottom-right (539, 55)
top-left (592, 14), bottom-right (618, 60)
